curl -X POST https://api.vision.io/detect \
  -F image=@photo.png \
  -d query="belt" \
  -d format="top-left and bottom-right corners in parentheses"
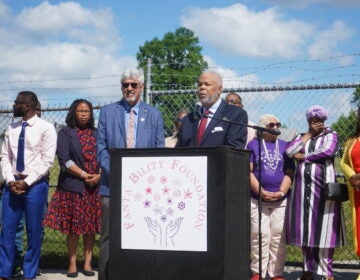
top-left (15, 174), bottom-right (28, 180)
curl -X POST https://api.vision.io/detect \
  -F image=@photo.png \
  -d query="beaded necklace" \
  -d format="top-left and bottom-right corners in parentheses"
top-left (261, 139), bottom-right (280, 172)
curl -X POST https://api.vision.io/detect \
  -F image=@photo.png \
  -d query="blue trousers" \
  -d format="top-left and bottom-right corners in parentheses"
top-left (0, 189), bottom-right (24, 270)
top-left (0, 178), bottom-right (48, 279)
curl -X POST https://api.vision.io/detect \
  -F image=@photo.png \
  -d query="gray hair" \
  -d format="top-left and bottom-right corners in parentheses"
top-left (121, 68), bottom-right (145, 85)
top-left (199, 71), bottom-right (223, 86)
top-left (258, 114), bottom-right (280, 128)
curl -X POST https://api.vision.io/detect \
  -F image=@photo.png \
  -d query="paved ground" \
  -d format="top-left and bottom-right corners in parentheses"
top-left (7, 266), bottom-right (360, 279)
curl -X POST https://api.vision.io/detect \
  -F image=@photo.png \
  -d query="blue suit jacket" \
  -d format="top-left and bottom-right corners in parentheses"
top-left (97, 100), bottom-right (165, 195)
top-left (176, 100), bottom-right (248, 149)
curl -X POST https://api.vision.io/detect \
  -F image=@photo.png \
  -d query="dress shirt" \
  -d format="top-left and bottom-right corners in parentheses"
top-left (124, 101), bottom-right (140, 145)
top-left (0, 115), bottom-right (57, 186)
top-left (200, 98), bottom-right (222, 128)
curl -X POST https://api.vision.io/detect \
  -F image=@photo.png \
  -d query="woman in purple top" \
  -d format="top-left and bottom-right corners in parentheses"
top-left (247, 114), bottom-right (295, 280)
top-left (285, 105), bottom-right (345, 280)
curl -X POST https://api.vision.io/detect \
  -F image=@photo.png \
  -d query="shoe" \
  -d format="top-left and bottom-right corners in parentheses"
top-left (298, 271), bottom-right (314, 280)
top-left (321, 277), bottom-right (334, 280)
top-left (250, 273), bottom-right (265, 280)
top-left (12, 266), bottom-right (22, 278)
top-left (67, 271), bottom-right (78, 278)
top-left (83, 270), bottom-right (95, 277)
top-left (271, 277), bottom-right (286, 280)
top-left (36, 268), bottom-right (42, 276)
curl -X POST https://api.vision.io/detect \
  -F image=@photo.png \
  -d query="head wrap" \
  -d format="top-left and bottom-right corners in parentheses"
top-left (306, 105), bottom-right (328, 121)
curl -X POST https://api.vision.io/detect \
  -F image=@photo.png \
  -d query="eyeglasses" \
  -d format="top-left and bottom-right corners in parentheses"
top-left (267, 122), bottom-right (281, 128)
top-left (76, 110), bottom-right (91, 114)
top-left (122, 82), bottom-right (139, 89)
top-left (226, 99), bottom-right (242, 105)
top-left (14, 100), bottom-right (27, 105)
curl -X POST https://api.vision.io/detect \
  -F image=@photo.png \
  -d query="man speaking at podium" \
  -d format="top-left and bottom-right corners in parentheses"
top-left (176, 71), bottom-right (248, 148)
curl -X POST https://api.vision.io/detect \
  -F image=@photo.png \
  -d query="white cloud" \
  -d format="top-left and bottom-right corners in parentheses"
top-left (265, 0), bottom-right (360, 8)
top-left (14, 1), bottom-right (120, 51)
top-left (205, 56), bottom-right (259, 89)
top-left (308, 20), bottom-right (353, 60)
top-left (0, 1), bottom-right (137, 104)
top-left (181, 3), bottom-right (313, 58)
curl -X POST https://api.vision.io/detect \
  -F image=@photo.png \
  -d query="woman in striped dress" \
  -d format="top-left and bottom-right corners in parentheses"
top-left (285, 105), bottom-right (346, 280)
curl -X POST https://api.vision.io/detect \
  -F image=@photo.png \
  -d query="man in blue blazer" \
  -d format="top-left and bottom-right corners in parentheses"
top-left (97, 68), bottom-right (165, 280)
top-left (176, 71), bottom-right (248, 148)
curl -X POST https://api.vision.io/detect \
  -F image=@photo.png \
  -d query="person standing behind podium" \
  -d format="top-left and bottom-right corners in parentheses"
top-left (225, 92), bottom-right (256, 145)
top-left (0, 91), bottom-right (57, 280)
top-left (176, 71), bottom-right (248, 148)
top-left (97, 68), bottom-right (165, 280)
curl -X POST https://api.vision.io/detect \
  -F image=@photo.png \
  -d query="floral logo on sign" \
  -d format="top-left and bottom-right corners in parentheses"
top-left (142, 175), bottom-right (192, 247)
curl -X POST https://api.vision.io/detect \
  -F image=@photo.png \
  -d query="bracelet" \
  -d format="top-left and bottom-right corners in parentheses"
top-left (80, 170), bottom-right (85, 178)
top-left (279, 191), bottom-right (285, 197)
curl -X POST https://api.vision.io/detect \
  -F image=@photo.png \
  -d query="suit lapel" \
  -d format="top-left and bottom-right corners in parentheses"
top-left (116, 100), bottom-right (127, 145)
top-left (192, 117), bottom-right (200, 145)
top-left (69, 128), bottom-right (85, 164)
top-left (136, 102), bottom-right (147, 146)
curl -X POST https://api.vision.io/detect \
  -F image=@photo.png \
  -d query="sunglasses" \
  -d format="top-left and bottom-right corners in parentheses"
top-left (267, 122), bottom-right (281, 128)
top-left (122, 82), bottom-right (139, 89)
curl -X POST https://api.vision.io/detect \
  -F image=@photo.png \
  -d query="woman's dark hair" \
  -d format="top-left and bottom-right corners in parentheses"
top-left (65, 99), bottom-right (95, 128)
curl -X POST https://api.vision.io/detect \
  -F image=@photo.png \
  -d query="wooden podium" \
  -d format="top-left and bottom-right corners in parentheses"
top-left (109, 146), bottom-right (250, 280)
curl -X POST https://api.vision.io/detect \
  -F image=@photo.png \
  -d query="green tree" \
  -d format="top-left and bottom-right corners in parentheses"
top-left (331, 111), bottom-right (357, 145)
top-left (137, 27), bottom-right (208, 90)
top-left (331, 87), bottom-right (360, 148)
top-left (351, 87), bottom-right (360, 106)
top-left (136, 27), bottom-right (208, 135)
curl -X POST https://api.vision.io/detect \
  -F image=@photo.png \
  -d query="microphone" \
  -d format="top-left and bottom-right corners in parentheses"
top-left (190, 104), bottom-right (202, 121)
top-left (204, 115), bottom-right (281, 136)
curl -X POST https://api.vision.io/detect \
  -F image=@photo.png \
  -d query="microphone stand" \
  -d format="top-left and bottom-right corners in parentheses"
top-left (257, 130), bottom-right (263, 279)
top-left (203, 113), bottom-right (276, 278)
top-left (203, 114), bottom-right (280, 136)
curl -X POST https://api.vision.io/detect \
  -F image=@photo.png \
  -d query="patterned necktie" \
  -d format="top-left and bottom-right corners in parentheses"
top-left (126, 109), bottom-right (135, 148)
top-left (196, 109), bottom-right (210, 145)
top-left (16, 121), bottom-right (28, 172)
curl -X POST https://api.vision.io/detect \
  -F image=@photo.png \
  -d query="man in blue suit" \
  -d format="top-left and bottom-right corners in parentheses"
top-left (97, 68), bottom-right (165, 280)
top-left (176, 71), bottom-right (248, 148)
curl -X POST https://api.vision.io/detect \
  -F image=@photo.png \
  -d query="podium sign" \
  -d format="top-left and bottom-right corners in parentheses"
top-left (109, 146), bottom-right (250, 280)
top-left (121, 156), bottom-right (208, 252)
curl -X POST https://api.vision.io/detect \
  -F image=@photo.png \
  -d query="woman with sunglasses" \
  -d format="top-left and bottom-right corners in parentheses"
top-left (285, 105), bottom-right (345, 280)
top-left (246, 114), bottom-right (295, 280)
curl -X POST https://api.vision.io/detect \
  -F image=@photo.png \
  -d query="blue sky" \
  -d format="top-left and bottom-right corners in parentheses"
top-left (0, 0), bottom-right (359, 129)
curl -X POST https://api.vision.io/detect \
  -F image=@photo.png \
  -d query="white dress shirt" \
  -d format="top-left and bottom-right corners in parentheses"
top-left (0, 114), bottom-right (57, 186)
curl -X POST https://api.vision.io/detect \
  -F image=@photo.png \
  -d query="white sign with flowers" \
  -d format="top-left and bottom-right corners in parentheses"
top-left (121, 156), bottom-right (207, 251)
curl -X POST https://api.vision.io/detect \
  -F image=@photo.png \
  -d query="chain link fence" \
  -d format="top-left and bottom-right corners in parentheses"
top-left (0, 85), bottom-right (359, 269)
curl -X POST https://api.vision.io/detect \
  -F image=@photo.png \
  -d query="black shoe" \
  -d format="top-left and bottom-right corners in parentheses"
top-left (12, 266), bottom-right (22, 278)
top-left (36, 268), bottom-right (42, 276)
top-left (83, 270), bottom-right (95, 277)
top-left (67, 271), bottom-right (78, 278)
